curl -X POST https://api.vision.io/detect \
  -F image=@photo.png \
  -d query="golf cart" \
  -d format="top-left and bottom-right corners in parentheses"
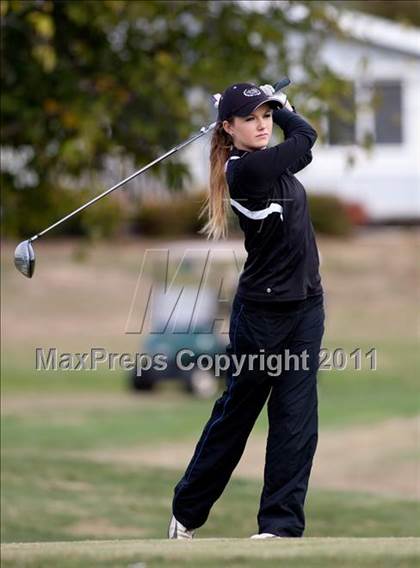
top-left (129, 286), bottom-right (227, 398)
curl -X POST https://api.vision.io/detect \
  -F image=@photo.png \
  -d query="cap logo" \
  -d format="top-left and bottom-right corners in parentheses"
top-left (243, 87), bottom-right (261, 97)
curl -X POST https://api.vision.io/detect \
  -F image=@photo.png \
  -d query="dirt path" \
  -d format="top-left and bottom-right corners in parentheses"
top-left (2, 229), bottom-right (420, 351)
top-left (82, 415), bottom-right (419, 501)
top-left (2, 391), bottom-right (418, 499)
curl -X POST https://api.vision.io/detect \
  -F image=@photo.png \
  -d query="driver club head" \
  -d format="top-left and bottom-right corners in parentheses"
top-left (14, 240), bottom-right (35, 278)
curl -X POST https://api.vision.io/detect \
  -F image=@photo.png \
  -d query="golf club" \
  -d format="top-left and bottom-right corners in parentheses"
top-left (14, 77), bottom-right (291, 278)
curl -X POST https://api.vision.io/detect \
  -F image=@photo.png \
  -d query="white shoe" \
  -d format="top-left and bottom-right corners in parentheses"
top-left (250, 532), bottom-right (282, 539)
top-left (168, 515), bottom-right (195, 539)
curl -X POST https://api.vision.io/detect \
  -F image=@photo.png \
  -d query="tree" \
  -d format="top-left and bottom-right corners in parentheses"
top-left (1, 0), bottom-right (344, 236)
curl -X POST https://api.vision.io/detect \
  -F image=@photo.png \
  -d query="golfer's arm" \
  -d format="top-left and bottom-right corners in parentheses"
top-left (237, 108), bottom-right (317, 186)
top-left (287, 150), bottom-right (313, 174)
top-left (283, 105), bottom-right (313, 174)
top-left (274, 107), bottom-right (315, 174)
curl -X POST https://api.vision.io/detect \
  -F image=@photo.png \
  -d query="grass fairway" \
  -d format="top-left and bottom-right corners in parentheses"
top-left (2, 538), bottom-right (420, 567)
top-left (2, 233), bottom-right (419, 566)
top-left (2, 454), bottom-right (419, 542)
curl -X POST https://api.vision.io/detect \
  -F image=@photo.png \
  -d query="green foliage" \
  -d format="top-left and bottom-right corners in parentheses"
top-left (1, 0), bottom-right (345, 237)
top-left (79, 193), bottom-right (125, 240)
top-left (1, 177), bottom-right (125, 239)
top-left (308, 193), bottom-right (354, 236)
top-left (1, 181), bottom-right (84, 238)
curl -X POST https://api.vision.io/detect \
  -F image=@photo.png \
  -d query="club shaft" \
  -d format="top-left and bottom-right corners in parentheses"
top-left (29, 121), bottom-right (216, 242)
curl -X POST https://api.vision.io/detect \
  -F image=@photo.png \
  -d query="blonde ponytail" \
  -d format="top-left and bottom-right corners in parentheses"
top-left (198, 120), bottom-right (233, 240)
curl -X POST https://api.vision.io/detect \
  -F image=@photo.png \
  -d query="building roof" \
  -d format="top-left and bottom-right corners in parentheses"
top-left (237, 1), bottom-right (420, 57)
top-left (332, 8), bottom-right (420, 57)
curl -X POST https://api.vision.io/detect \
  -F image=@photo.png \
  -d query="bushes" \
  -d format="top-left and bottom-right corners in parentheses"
top-left (133, 190), bottom-right (244, 238)
top-left (134, 196), bottom-right (203, 237)
top-left (79, 195), bottom-right (125, 240)
top-left (134, 191), bottom-right (357, 238)
top-left (1, 181), bottom-right (84, 238)
top-left (307, 194), bottom-right (355, 236)
top-left (1, 180), bottom-right (125, 240)
top-left (2, 179), bottom-right (358, 240)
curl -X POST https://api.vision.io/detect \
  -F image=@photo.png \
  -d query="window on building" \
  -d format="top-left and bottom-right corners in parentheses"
top-left (327, 82), bottom-right (356, 145)
top-left (373, 81), bottom-right (402, 144)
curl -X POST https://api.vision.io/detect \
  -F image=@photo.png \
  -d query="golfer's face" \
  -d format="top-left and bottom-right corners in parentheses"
top-left (225, 103), bottom-right (273, 151)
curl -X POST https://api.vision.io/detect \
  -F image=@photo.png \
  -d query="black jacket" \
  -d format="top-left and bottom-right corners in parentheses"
top-left (226, 106), bottom-right (323, 303)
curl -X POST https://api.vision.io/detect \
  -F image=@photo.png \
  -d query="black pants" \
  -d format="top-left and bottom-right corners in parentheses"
top-left (172, 292), bottom-right (325, 537)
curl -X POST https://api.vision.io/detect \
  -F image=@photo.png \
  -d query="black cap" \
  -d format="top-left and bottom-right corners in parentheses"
top-left (217, 82), bottom-right (282, 122)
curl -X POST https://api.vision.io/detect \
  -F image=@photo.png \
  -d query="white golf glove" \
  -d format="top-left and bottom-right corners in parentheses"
top-left (259, 84), bottom-right (275, 96)
top-left (259, 83), bottom-right (288, 108)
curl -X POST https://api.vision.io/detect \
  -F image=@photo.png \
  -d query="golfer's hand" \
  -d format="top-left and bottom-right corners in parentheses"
top-left (259, 84), bottom-right (289, 109)
top-left (283, 99), bottom-right (294, 112)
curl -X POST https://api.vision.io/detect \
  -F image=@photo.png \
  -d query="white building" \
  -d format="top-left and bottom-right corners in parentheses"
top-left (184, 9), bottom-right (420, 222)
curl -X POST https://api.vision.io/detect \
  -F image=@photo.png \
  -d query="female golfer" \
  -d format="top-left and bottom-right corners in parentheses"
top-left (168, 82), bottom-right (324, 539)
